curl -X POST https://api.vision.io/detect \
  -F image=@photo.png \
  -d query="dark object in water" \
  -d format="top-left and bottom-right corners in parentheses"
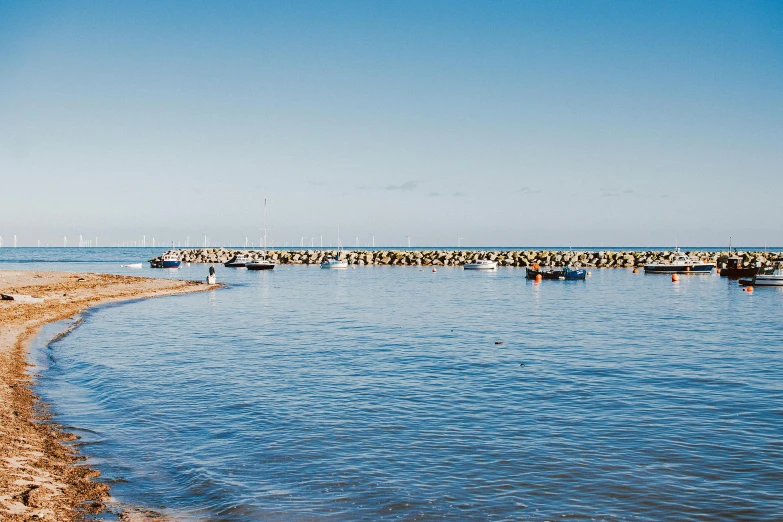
top-left (526, 266), bottom-right (586, 281)
top-left (495, 341), bottom-right (503, 345)
top-left (720, 257), bottom-right (774, 279)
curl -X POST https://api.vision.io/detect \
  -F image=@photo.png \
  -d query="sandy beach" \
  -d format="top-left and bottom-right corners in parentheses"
top-left (0, 270), bottom-right (218, 521)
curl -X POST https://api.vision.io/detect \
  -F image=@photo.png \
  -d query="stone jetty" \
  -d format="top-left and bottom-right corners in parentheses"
top-left (150, 249), bottom-right (783, 269)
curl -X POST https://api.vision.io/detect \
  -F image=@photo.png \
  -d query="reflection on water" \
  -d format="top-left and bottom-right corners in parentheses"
top-left (28, 263), bottom-right (783, 520)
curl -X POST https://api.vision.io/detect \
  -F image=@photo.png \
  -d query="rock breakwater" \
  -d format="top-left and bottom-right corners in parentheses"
top-left (150, 249), bottom-right (783, 269)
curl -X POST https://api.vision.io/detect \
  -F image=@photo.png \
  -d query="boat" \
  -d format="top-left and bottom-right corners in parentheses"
top-left (464, 259), bottom-right (498, 270)
top-left (150, 252), bottom-right (181, 268)
top-left (246, 198), bottom-right (276, 271)
top-left (121, 263), bottom-right (143, 268)
top-left (643, 248), bottom-right (713, 274)
top-left (224, 254), bottom-right (250, 268)
top-left (246, 258), bottom-right (275, 270)
top-left (526, 265), bottom-right (586, 280)
top-left (321, 227), bottom-right (348, 269)
top-left (321, 256), bottom-right (348, 269)
top-left (739, 270), bottom-right (783, 287)
top-left (720, 257), bottom-right (774, 279)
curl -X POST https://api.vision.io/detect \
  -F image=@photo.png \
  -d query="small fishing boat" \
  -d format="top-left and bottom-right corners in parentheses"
top-left (526, 265), bottom-right (586, 280)
top-left (224, 254), bottom-right (250, 268)
top-left (321, 227), bottom-right (348, 269)
top-left (464, 259), bottom-right (498, 270)
top-left (321, 256), bottom-right (348, 269)
top-left (150, 253), bottom-right (181, 268)
top-left (121, 263), bottom-right (143, 268)
top-left (644, 248), bottom-right (713, 274)
top-left (247, 198), bottom-right (276, 271)
top-left (247, 258), bottom-right (275, 270)
top-left (720, 257), bottom-right (774, 279)
top-left (738, 270), bottom-right (783, 287)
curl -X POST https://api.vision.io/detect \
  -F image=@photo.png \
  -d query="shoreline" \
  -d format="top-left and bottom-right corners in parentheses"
top-left (0, 270), bottom-right (220, 521)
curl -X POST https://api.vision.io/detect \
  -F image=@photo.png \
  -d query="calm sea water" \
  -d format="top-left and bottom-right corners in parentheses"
top-left (5, 248), bottom-right (783, 520)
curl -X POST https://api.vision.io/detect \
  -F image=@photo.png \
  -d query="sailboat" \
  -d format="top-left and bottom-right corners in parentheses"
top-left (246, 198), bottom-right (275, 271)
top-left (321, 227), bottom-right (348, 269)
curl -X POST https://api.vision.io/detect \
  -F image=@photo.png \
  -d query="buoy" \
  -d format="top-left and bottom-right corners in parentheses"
top-left (633, 268), bottom-right (638, 274)
top-left (746, 286), bottom-right (754, 293)
top-left (535, 274), bottom-right (543, 282)
top-left (432, 268), bottom-right (437, 273)
top-left (587, 271), bottom-right (592, 276)
top-left (716, 269), bottom-right (721, 274)
top-left (686, 266), bottom-right (690, 272)
top-left (495, 341), bottom-right (503, 345)
top-left (671, 274), bottom-right (679, 282)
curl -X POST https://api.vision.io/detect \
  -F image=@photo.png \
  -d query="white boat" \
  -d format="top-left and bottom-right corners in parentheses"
top-left (321, 227), bottom-right (348, 269)
top-left (739, 270), bottom-right (783, 287)
top-left (121, 263), bottom-right (143, 268)
top-left (247, 199), bottom-right (276, 271)
top-left (644, 248), bottom-right (713, 274)
top-left (464, 259), bottom-right (497, 270)
top-left (321, 256), bottom-right (348, 269)
top-left (225, 254), bottom-right (250, 268)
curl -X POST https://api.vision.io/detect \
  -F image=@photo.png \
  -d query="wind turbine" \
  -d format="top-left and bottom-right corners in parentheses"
top-left (457, 237), bottom-right (465, 248)
top-left (0, 236), bottom-right (3, 247)
top-left (405, 236), bottom-right (411, 248)
top-left (13, 235), bottom-right (17, 247)
top-left (63, 236), bottom-right (67, 247)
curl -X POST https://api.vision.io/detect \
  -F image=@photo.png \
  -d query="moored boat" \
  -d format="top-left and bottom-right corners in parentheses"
top-left (150, 253), bottom-right (181, 268)
top-left (247, 198), bottom-right (276, 271)
top-left (719, 257), bottom-right (774, 279)
top-left (739, 270), bottom-right (783, 287)
top-left (644, 248), bottom-right (713, 274)
top-left (526, 265), bottom-right (586, 280)
top-left (247, 258), bottom-right (275, 270)
top-left (321, 256), bottom-right (348, 269)
top-left (225, 254), bottom-right (250, 268)
top-left (464, 259), bottom-right (497, 270)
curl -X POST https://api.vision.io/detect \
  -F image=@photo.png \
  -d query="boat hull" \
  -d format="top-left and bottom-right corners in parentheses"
top-left (739, 276), bottom-right (783, 287)
top-left (644, 264), bottom-right (713, 274)
top-left (246, 263), bottom-right (275, 270)
top-left (224, 262), bottom-right (247, 268)
top-left (321, 263), bottom-right (348, 269)
top-left (720, 266), bottom-right (774, 279)
top-left (464, 263), bottom-right (497, 270)
top-left (526, 267), bottom-right (586, 280)
top-left (150, 260), bottom-right (181, 268)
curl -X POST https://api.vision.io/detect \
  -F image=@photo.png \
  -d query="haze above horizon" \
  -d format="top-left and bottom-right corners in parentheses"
top-left (1, 1), bottom-right (781, 247)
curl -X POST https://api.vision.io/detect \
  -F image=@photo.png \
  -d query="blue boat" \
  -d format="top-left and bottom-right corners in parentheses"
top-left (526, 266), bottom-right (586, 280)
top-left (150, 252), bottom-right (181, 268)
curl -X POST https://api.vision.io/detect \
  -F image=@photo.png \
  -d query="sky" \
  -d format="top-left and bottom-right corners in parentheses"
top-left (1, 1), bottom-right (782, 247)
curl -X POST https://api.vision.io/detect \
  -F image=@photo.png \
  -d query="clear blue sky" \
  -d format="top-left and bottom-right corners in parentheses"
top-left (1, 1), bottom-right (781, 247)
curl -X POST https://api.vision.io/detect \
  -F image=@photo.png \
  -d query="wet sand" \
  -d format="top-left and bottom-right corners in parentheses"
top-left (0, 270), bottom-right (218, 521)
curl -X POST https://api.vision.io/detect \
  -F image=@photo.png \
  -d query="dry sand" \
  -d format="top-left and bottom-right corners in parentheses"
top-left (0, 270), bottom-right (218, 521)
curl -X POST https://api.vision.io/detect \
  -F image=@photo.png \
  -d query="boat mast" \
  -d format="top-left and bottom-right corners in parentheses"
top-left (263, 198), bottom-right (268, 256)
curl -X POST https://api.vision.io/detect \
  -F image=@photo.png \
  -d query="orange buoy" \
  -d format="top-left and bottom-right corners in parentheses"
top-left (633, 268), bottom-right (638, 274)
top-left (432, 268), bottom-right (437, 273)
top-left (746, 286), bottom-right (754, 293)
top-left (535, 274), bottom-right (543, 282)
top-left (686, 266), bottom-right (691, 272)
top-left (671, 274), bottom-right (679, 282)
top-left (716, 269), bottom-right (721, 274)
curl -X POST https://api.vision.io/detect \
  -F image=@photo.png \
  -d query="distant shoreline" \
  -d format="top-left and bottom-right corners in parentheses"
top-left (0, 270), bottom-right (219, 520)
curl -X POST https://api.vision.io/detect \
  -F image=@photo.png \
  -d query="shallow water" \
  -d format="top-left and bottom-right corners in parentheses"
top-left (10, 253), bottom-right (783, 520)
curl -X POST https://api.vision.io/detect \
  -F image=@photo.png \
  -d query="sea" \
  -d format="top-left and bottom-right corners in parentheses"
top-left (3, 247), bottom-right (783, 521)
